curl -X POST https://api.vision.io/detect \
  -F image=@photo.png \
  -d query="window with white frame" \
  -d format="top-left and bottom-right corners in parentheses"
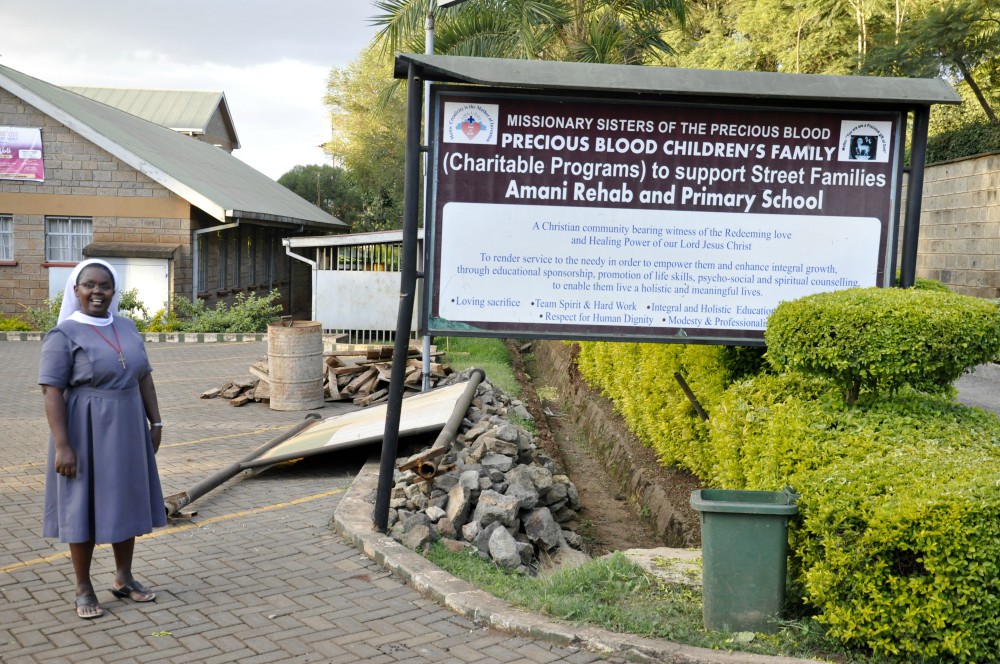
top-left (0, 215), bottom-right (12, 261)
top-left (45, 216), bottom-right (92, 262)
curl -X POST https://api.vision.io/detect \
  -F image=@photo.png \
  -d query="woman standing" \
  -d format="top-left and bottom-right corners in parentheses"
top-left (39, 258), bottom-right (166, 619)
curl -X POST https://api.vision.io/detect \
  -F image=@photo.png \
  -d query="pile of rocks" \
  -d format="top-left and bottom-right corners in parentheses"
top-left (388, 372), bottom-right (588, 574)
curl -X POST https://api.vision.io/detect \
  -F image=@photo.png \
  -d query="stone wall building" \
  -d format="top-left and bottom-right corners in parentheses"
top-left (0, 64), bottom-right (345, 320)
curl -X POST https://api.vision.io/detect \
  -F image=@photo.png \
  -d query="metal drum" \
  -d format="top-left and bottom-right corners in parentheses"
top-left (267, 321), bottom-right (324, 411)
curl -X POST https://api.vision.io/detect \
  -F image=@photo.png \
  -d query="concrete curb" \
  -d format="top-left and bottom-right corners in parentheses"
top-left (332, 457), bottom-right (822, 664)
top-left (0, 332), bottom-right (377, 347)
top-left (0, 331), bottom-right (268, 343)
top-left (0, 331), bottom-right (389, 349)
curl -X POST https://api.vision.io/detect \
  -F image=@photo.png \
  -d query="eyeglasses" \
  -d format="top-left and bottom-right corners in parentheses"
top-left (78, 281), bottom-right (115, 292)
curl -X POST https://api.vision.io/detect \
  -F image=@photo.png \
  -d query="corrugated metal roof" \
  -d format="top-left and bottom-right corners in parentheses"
top-left (0, 64), bottom-right (343, 229)
top-left (395, 54), bottom-right (961, 106)
top-left (64, 87), bottom-right (231, 137)
top-left (286, 229), bottom-right (424, 247)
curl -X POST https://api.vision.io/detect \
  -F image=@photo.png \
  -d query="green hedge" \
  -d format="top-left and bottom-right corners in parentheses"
top-left (926, 122), bottom-right (1000, 164)
top-left (712, 379), bottom-right (1000, 660)
top-left (576, 286), bottom-right (1000, 660)
top-left (766, 287), bottom-right (1000, 403)
top-left (575, 341), bottom-right (762, 478)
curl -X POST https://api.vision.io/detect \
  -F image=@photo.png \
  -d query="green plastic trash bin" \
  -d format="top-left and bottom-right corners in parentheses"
top-left (690, 488), bottom-right (798, 633)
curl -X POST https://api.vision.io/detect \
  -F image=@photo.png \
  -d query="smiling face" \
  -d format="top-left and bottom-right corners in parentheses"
top-left (73, 265), bottom-right (115, 318)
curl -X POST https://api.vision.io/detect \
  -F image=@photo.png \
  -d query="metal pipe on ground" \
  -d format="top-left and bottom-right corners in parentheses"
top-left (241, 370), bottom-right (484, 474)
top-left (163, 413), bottom-right (322, 517)
top-left (397, 368), bottom-right (485, 479)
top-left (428, 367), bottom-right (484, 451)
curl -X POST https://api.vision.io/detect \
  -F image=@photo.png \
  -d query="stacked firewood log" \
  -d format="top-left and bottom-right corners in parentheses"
top-left (200, 346), bottom-right (453, 408)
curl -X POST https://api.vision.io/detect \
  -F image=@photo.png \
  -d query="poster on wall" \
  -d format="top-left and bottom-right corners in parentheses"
top-left (428, 89), bottom-right (902, 344)
top-left (0, 126), bottom-right (45, 182)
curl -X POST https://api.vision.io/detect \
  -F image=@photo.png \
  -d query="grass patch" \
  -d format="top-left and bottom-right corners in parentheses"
top-left (424, 545), bottom-right (884, 662)
top-left (435, 336), bottom-right (520, 397)
top-left (536, 385), bottom-right (559, 402)
top-left (507, 414), bottom-right (536, 435)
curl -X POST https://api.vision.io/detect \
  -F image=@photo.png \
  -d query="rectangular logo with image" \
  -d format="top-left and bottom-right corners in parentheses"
top-left (838, 120), bottom-right (892, 163)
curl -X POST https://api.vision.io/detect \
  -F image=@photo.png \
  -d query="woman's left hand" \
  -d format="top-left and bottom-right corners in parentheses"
top-left (151, 426), bottom-right (162, 454)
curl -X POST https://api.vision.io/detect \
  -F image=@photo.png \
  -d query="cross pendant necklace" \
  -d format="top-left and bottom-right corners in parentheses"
top-left (88, 322), bottom-right (126, 370)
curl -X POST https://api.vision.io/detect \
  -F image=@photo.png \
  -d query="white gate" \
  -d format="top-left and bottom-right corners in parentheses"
top-left (285, 231), bottom-right (423, 344)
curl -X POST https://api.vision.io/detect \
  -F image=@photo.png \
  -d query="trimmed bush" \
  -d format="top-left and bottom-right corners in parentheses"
top-left (804, 444), bottom-right (1000, 661)
top-left (766, 287), bottom-right (1000, 403)
top-left (21, 292), bottom-right (62, 331)
top-left (704, 370), bottom-right (837, 490)
top-left (169, 290), bottom-right (283, 333)
top-left (926, 122), bottom-right (1000, 164)
top-left (711, 378), bottom-right (1000, 661)
top-left (0, 315), bottom-right (32, 331)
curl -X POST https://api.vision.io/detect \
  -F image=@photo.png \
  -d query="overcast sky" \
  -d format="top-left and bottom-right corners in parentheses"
top-left (3, 1), bottom-right (388, 179)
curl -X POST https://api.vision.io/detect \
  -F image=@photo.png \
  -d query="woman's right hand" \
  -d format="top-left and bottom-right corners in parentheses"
top-left (53, 444), bottom-right (77, 478)
top-left (42, 385), bottom-right (74, 477)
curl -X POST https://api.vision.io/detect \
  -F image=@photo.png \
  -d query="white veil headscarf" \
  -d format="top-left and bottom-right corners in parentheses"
top-left (56, 258), bottom-right (122, 326)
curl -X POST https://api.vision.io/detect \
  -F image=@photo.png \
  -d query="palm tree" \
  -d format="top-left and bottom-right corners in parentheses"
top-left (371, 0), bottom-right (685, 65)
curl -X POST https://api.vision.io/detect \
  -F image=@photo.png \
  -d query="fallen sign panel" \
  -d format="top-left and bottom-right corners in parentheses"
top-left (244, 381), bottom-right (471, 470)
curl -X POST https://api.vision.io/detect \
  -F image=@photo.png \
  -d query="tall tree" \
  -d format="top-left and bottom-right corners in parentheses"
top-left (278, 164), bottom-right (362, 225)
top-left (371, 0), bottom-right (685, 64)
top-left (663, 0), bottom-right (856, 74)
top-left (866, 0), bottom-right (1000, 123)
top-left (324, 47), bottom-right (409, 232)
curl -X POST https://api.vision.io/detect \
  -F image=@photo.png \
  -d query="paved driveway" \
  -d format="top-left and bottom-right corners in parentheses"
top-left (0, 340), bottom-right (618, 664)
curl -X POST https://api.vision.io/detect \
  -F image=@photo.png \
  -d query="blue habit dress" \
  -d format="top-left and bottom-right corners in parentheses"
top-left (39, 317), bottom-right (166, 544)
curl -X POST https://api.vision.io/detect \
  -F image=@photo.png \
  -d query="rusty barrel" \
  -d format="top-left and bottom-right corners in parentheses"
top-left (267, 320), bottom-right (324, 411)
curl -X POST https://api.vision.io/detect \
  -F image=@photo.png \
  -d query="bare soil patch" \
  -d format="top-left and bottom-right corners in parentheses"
top-left (505, 340), bottom-right (699, 555)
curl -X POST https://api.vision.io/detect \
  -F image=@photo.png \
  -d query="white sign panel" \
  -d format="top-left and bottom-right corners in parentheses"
top-left (439, 202), bottom-right (880, 332)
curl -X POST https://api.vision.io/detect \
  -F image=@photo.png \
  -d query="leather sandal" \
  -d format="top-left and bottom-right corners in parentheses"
top-left (110, 579), bottom-right (156, 602)
top-left (75, 591), bottom-right (104, 619)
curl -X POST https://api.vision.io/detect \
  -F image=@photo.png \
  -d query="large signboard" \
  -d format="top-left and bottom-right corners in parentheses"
top-left (0, 127), bottom-right (45, 182)
top-left (428, 89), bottom-right (902, 344)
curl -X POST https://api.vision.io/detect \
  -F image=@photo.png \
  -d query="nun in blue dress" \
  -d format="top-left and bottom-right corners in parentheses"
top-left (39, 258), bottom-right (166, 619)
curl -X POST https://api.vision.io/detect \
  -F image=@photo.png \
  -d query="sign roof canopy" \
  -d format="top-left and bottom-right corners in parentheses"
top-left (395, 53), bottom-right (960, 108)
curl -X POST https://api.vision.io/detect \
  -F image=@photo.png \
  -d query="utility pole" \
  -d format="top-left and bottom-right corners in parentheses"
top-left (421, 0), bottom-right (474, 391)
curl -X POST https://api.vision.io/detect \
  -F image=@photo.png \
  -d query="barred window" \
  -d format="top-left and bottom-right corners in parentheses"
top-left (248, 228), bottom-right (258, 284)
top-left (0, 215), bottom-right (11, 261)
top-left (229, 232), bottom-right (239, 287)
top-left (45, 216), bottom-right (92, 262)
top-left (196, 233), bottom-right (207, 292)
top-left (264, 229), bottom-right (274, 284)
top-left (215, 230), bottom-right (227, 290)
